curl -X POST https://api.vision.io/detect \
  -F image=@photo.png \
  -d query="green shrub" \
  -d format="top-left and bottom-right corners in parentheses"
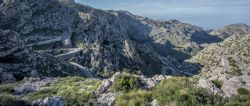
top-left (50, 76), bottom-right (101, 106)
top-left (225, 94), bottom-right (250, 106)
top-left (27, 88), bottom-right (57, 101)
top-left (77, 43), bottom-right (86, 49)
top-left (228, 57), bottom-right (242, 76)
top-left (230, 67), bottom-right (242, 76)
top-left (116, 90), bottom-right (152, 106)
top-left (212, 80), bottom-right (224, 89)
top-left (112, 74), bottom-right (139, 92)
top-left (0, 94), bottom-right (31, 106)
top-left (152, 77), bottom-right (224, 106)
top-left (237, 88), bottom-right (250, 95)
top-left (23, 76), bottom-right (101, 106)
top-left (0, 84), bottom-right (15, 94)
top-left (97, 70), bottom-right (114, 78)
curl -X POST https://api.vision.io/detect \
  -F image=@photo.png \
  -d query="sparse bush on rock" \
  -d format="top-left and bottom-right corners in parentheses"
top-left (0, 94), bottom-right (31, 106)
top-left (152, 77), bottom-right (224, 106)
top-left (237, 88), bottom-right (250, 95)
top-left (116, 90), bottom-right (152, 106)
top-left (112, 73), bottom-right (139, 92)
top-left (212, 80), bottom-right (224, 89)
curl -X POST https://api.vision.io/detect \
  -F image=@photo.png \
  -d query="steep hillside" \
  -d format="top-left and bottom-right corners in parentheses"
top-left (114, 11), bottom-right (221, 58)
top-left (0, 29), bottom-right (84, 82)
top-left (191, 35), bottom-right (250, 97)
top-left (0, 0), bottom-right (220, 78)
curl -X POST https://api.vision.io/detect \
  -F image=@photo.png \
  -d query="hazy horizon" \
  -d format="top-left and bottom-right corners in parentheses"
top-left (75, 0), bottom-right (250, 30)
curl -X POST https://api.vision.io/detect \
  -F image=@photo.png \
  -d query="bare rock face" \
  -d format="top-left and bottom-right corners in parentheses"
top-left (15, 77), bottom-right (56, 95)
top-left (140, 75), bottom-right (171, 89)
top-left (95, 79), bottom-right (112, 94)
top-left (197, 78), bottom-right (224, 96)
top-left (97, 93), bottom-right (116, 106)
top-left (149, 99), bottom-right (158, 106)
top-left (33, 96), bottom-right (67, 106)
top-left (0, 0), bottom-right (221, 77)
top-left (96, 72), bottom-right (121, 94)
top-left (221, 76), bottom-right (250, 97)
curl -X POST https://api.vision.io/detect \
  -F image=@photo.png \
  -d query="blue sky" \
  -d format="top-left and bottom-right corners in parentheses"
top-left (75, 0), bottom-right (250, 29)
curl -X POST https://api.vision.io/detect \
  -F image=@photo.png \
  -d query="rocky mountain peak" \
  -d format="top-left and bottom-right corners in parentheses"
top-left (210, 23), bottom-right (250, 39)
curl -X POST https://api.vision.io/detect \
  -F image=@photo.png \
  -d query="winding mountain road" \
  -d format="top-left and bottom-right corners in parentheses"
top-left (25, 36), bottom-right (62, 47)
top-left (69, 62), bottom-right (94, 78)
top-left (55, 48), bottom-right (82, 60)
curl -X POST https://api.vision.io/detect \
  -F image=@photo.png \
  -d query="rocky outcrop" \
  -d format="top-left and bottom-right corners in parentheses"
top-left (210, 23), bottom-right (250, 39)
top-left (96, 72), bottom-right (172, 94)
top-left (221, 75), bottom-right (250, 97)
top-left (197, 78), bottom-right (224, 96)
top-left (97, 93), bottom-right (116, 106)
top-left (33, 96), bottom-right (67, 106)
top-left (96, 72), bottom-right (121, 94)
top-left (139, 75), bottom-right (171, 89)
top-left (191, 35), bottom-right (250, 97)
top-left (149, 100), bottom-right (158, 106)
top-left (96, 79), bottom-right (112, 94)
top-left (15, 77), bottom-right (56, 95)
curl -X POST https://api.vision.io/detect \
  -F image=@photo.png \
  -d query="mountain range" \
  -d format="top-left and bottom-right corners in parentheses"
top-left (0, 0), bottom-right (250, 106)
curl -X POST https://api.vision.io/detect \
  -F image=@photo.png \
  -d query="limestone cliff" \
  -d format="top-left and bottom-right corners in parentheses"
top-left (0, 0), bottom-right (220, 78)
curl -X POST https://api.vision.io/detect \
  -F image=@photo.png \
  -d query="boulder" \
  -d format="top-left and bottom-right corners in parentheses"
top-left (15, 78), bottom-right (56, 95)
top-left (197, 78), bottom-right (224, 96)
top-left (148, 99), bottom-right (158, 106)
top-left (97, 93), bottom-right (116, 106)
top-left (140, 75), bottom-right (171, 89)
top-left (95, 79), bottom-right (112, 94)
top-left (33, 96), bottom-right (66, 106)
top-left (110, 72), bottom-right (121, 83)
top-left (221, 76), bottom-right (250, 97)
top-left (96, 72), bottom-right (122, 94)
